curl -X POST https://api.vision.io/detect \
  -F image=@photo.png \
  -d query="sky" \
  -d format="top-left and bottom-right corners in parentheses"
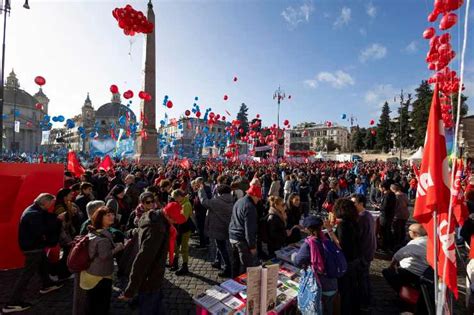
top-left (5, 0), bottom-right (474, 130)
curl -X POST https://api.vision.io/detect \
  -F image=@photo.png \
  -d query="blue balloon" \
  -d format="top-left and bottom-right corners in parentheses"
top-left (341, 114), bottom-right (347, 119)
top-left (119, 115), bottom-right (126, 126)
top-left (47, 123), bottom-right (53, 129)
top-left (160, 120), bottom-right (165, 126)
top-left (57, 115), bottom-right (65, 122)
top-left (52, 116), bottom-right (58, 122)
top-left (89, 132), bottom-right (96, 137)
top-left (194, 97), bottom-right (198, 101)
top-left (44, 115), bottom-right (50, 122)
top-left (81, 134), bottom-right (87, 139)
top-left (78, 126), bottom-right (85, 133)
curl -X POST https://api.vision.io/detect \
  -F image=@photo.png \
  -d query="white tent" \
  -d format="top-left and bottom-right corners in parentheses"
top-left (315, 152), bottom-right (327, 161)
top-left (409, 147), bottom-right (423, 164)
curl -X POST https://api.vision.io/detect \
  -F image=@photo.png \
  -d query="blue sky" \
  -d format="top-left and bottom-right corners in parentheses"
top-left (5, 0), bottom-right (474, 129)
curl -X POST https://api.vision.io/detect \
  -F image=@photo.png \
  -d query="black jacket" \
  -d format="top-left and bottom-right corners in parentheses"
top-left (125, 209), bottom-right (170, 297)
top-left (266, 212), bottom-right (287, 252)
top-left (229, 195), bottom-right (258, 248)
top-left (380, 191), bottom-right (397, 224)
top-left (18, 203), bottom-right (61, 252)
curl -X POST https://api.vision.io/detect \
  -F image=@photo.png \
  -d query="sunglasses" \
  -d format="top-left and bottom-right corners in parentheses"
top-left (144, 200), bottom-right (154, 205)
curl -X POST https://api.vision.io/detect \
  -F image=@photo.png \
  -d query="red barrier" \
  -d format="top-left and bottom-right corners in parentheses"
top-left (0, 163), bottom-right (64, 270)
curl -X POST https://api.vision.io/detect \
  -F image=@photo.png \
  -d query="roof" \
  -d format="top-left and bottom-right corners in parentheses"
top-left (95, 102), bottom-right (136, 121)
top-left (4, 86), bottom-right (38, 108)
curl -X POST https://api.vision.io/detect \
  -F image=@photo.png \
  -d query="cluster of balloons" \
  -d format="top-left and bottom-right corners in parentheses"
top-left (325, 121), bottom-right (332, 127)
top-left (424, 0), bottom-right (465, 128)
top-left (162, 95), bottom-right (173, 108)
top-left (138, 91), bottom-right (152, 102)
top-left (112, 4), bottom-right (154, 36)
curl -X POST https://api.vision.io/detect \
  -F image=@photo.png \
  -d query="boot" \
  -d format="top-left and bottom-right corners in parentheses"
top-left (175, 263), bottom-right (189, 276)
top-left (170, 259), bottom-right (179, 271)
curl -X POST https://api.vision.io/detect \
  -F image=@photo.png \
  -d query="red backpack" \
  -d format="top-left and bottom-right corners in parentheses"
top-left (67, 235), bottom-right (92, 273)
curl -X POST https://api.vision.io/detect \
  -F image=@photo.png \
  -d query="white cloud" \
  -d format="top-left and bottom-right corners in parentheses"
top-left (333, 7), bottom-right (351, 28)
top-left (359, 43), bottom-right (387, 62)
top-left (364, 84), bottom-right (398, 106)
top-left (366, 3), bottom-right (377, 18)
top-left (305, 70), bottom-right (355, 89)
top-left (403, 41), bottom-right (418, 54)
top-left (304, 79), bottom-right (318, 88)
top-left (281, 0), bottom-right (315, 28)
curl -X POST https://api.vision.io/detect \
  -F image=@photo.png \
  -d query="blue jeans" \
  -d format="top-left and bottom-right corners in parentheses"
top-left (139, 290), bottom-right (164, 315)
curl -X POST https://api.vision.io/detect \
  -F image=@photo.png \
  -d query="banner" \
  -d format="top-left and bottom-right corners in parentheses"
top-left (14, 121), bottom-right (20, 133)
top-left (0, 163), bottom-right (64, 269)
top-left (41, 130), bottom-right (50, 145)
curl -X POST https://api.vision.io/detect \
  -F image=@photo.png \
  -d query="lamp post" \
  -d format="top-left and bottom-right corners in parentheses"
top-left (0, 0), bottom-right (30, 153)
top-left (11, 86), bottom-right (17, 153)
top-left (273, 86), bottom-right (285, 129)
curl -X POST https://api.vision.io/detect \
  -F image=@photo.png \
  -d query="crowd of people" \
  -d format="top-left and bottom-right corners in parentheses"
top-left (2, 158), bottom-right (474, 314)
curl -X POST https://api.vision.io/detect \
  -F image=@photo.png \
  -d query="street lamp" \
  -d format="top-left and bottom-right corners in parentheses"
top-left (0, 0), bottom-right (30, 153)
top-left (273, 86), bottom-right (285, 129)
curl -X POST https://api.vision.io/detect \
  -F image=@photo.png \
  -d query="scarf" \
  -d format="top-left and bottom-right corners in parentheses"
top-left (306, 236), bottom-right (325, 275)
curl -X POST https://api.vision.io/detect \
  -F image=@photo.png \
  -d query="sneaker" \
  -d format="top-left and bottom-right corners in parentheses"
top-left (39, 283), bottom-right (64, 294)
top-left (2, 302), bottom-right (32, 313)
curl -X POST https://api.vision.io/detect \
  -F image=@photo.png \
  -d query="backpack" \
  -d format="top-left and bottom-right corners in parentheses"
top-left (258, 213), bottom-right (271, 243)
top-left (319, 238), bottom-right (347, 278)
top-left (67, 235), bottom-right (92, 273)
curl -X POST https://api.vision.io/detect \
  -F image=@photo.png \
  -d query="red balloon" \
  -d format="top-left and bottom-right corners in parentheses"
top-left (440, 12), bottom-right (457, 30)
top-left (233, 76), bottom-right (238, 82)
top-left (144, 94), bottom-right (152, 102)
top-left (185, 110), bottom-right (191, 116)
top-left (123, 90), bottom-right (134, 99)
top-left (209, 112), bottom-right (215, 119)
top-left (445, 0), bottom-right (464, 11)
top-left (428, 9), bottom-right (441, 22)
top-left (370, 119), bottom-right (375, 125)
top-left (438, 43), bottom-right (451, 55)
top-left (138, 91), bottom-right (146, 99)
top-left (35, 103), bottom-right (43, 110)
top-left (371, 130), bottom-right (376, 136)
top-left (439, 33), bottom-right (451, 44)
top-left (166, 100), bottom-right (173, 108)
top-left (283, 119), bottom-right (289, 126)
top-left (239, 128), bottom-right (244, 133)
top-left (223, 95), bottom-right (228, 101)
top-left (196, 111), bottom-right (201, 118)
top-left (34, 76), bottom-right (46, 86)
top-left (423, 27), bottom-right (435, 39)
top-left (222, 116), bottom-right (226, 121)
top-left (110, 84), bottom-right (119, 94)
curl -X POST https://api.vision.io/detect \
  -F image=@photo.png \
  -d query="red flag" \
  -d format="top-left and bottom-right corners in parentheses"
top-left (179, 158), bottom-right (191, 170)
top-left (413, 84), bottom-right (457, 298)
top-left (67, 151), bottom-right (85, 177)
top-left (452, 158), bottom-right (468, 226)
top-left (97, 155), bottom-right (114, 172)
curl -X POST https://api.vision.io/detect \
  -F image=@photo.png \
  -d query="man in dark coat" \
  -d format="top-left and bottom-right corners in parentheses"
top-left (3, 194), bottom-right (63, 314)
top-left (229, 185), bottom-right (262, 278)
top-left (119, 202), bottom-right (185, 314)
top-left (74, 182), bottom-right (94, 222)
top-left (375, 180), bottom-right (397, 251)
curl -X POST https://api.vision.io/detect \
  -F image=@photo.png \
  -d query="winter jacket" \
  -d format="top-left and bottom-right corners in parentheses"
top-left (379, 191), bottom-right (397, 225)
top-left (18, 203), bottom-right (61, 252)
top-left (269, 180), bottom-right (281, 197)
top-left (336, 219), bottom-right (360, 263)
top-left (86, 229), bottom-right (123, 277)
top-left (124, 209), bottom-right (170, 297)
top-left (394, 192), bottom-right (410, 220)
top-left (229, 195), bottom-right (258, 249)
top-left (266, 211), bottom-right (287, 252)
top-left (199, 189), bottom-right (234, 240)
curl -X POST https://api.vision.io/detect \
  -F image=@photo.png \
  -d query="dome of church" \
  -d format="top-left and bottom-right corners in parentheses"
top-left (95, 102), bottom-right (136, 122)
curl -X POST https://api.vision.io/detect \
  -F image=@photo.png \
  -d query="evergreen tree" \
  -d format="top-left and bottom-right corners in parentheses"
top-left (351, 126), bottom-right (366, 151)
top-left (451, 93), bottom-right (469, 121)
top-left (394, 91), bottom-right (414, 150)
top-left (365, 128), bottom-right (376, 150)
top-left (411, 81), bottom-right (432, 148)
top-left (236, 103), bottom-right (249, 138)
top-left (376, 102), bottom-right (392, 153)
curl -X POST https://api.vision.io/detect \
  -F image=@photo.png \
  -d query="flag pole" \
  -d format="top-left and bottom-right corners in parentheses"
top-left (433, 209), bottom-right (439, 308)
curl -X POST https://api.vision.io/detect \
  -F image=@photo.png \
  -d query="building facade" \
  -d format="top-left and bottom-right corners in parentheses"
top-left (159, 117), bottom-right (229, 158)
top-left (284, 122), bottom-right (350, 155)
top-left (2, 70), bottom-right (49, 153)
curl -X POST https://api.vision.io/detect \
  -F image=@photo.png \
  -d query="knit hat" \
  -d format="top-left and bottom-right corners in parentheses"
top-left (246, 185), bottom-right (262, 199)
top-left (303, 215), bottom-right (323, 229)
top-left (163, 202), bottom-right (186, 224)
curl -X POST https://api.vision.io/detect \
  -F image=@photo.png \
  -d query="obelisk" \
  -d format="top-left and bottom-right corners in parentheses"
top-left (135, 0), bottom-right (160, 164)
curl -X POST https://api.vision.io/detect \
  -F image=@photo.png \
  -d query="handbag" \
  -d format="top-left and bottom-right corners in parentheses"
top-left (45, 245), bottom-right (61, 263)
top-left (297, 237), bottom-right (323, 315)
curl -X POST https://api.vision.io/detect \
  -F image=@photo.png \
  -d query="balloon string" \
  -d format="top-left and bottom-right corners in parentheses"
top-left (129, 38), bottom-right (134, 61)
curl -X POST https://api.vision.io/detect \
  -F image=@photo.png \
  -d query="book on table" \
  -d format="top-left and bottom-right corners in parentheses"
top-left (220, 279), bottom-right (246, 295)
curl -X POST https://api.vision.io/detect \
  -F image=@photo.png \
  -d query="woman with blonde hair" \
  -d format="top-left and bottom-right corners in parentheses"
top-left (265, 196), bottom-right (301, 257)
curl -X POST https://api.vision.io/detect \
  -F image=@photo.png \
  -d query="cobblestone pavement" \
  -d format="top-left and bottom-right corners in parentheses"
top-left (0, 234), bottom-right (467, 315)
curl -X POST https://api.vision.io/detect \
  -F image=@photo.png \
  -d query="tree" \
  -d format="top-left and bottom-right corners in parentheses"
top-left (351, 126), bottom-right (366, 152)
top-left (411, 80), bottom-right (469, 148)
top-left (236, 103), bottom-right (249, 139)
top-left (326, 139), bottom-right (340, 152)
top-left (394, 91), bottom-right (414, 150)
top-left (411, 81), bottom-right (432, 148)
top-left (365, 128), bottom-right (376, 150)
top-left (376, 101), bottom-right (392, 153)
